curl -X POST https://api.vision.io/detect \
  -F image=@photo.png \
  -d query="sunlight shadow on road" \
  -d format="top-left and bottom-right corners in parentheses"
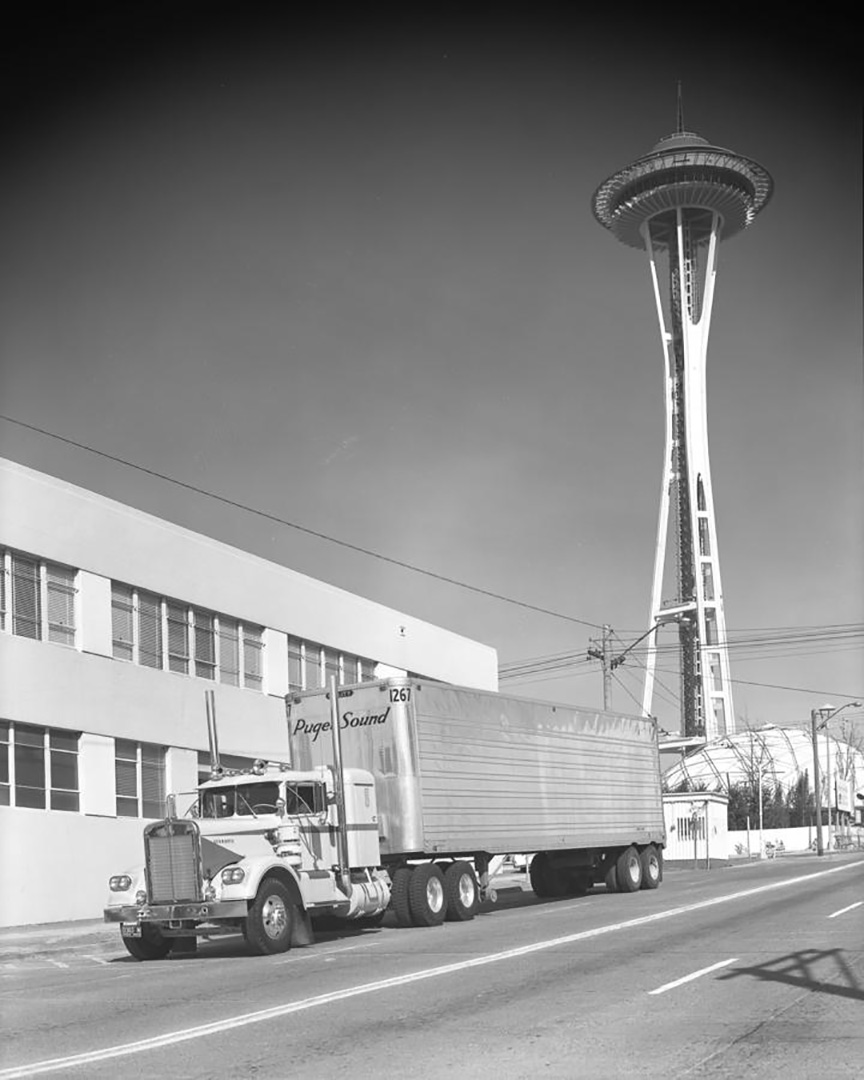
top-left (718, 949), bottom-right (864, 1002)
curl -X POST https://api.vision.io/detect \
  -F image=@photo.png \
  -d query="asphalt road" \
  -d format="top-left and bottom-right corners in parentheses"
top-left (2, 855), bottom-right (862, 1079)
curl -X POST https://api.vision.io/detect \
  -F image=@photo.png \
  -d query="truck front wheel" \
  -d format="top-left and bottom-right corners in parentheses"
top-left (121, 924), bottom-right (173, 961)
top-left (408, 864), bottom-right (446, 926)
top-left (443, 861), bottom-right (479, 921)
top-left (244, 878), bottom-right (295, 955)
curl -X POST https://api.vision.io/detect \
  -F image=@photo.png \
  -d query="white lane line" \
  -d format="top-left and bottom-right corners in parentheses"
top-left (827, 900), bottom-right (863, 919)
top-left (2, 857), bottom-right (861, 1080)
top-left (648, 957), bottom-right (737, 995)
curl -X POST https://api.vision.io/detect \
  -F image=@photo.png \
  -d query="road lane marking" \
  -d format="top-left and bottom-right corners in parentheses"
top-left (827, 900), bottom-right (863, 919)
top-left (648, 958), bottom-right (737, 995)
top-left (2, 858), bottom-right (861, 1079)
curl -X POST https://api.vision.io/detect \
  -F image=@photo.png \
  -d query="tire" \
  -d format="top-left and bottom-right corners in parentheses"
top-left (615, 846), bottom-right (643, 893)
top-left (639, 845), bottom-right (662, 890)
top-left (443, 861), bottom-right (479, 921)
top-left (390, 866), bottom-right (414, 927)
top-left (408, 864), bottom-right (446, 926)
top-left (121, 924), bottom-right (173, 961)
top-left (529, 853), bottom-right (568, 899)
top-left (243, 878), bottom-right (295, 955)
top-left (604, 863), bottom-right (618, 893)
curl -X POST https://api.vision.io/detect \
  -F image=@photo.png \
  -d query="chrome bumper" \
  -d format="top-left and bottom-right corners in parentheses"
top-left (104, 899), bottom-right (249, 924)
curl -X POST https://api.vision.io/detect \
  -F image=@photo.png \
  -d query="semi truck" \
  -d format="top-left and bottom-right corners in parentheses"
top-left (104, 678), bottom-right (665, 958)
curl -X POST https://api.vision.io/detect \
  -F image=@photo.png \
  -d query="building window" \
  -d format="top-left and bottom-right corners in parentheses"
top-left (11, 554), bottom-right (40, 639)
top-left (111, 584), bottom-right (134, 661)
top-left (110, 583), bottom-right (264, 692)
top-left (324, 647), bottom-right (340, 687)
top-left (1, 550), bottom-right (77, 646)
top-left (242, 625), bottom-right (263, 689)
top-left (115, 739), bottom-right (165, 818)
top-left (49, 730), bottom-right (80, 811)
top-left (166, 602), bottom-right (190, 674)
top-left (0, 721), bottom-right (9, 806)
top-left (286, 637), bottom-right (377, 691)
top-left (219, 618), bottom-right (240, 686)
top-left (138, 591), bottom-right (163, 669)
top-left (287, 636), bottom-right (302, 691)
top-left (304, 642), bottom-right (323, 690)
top-left (0, 722), bottom-right (79, 811)
top-left (194, 610), bottom-right (216, 680)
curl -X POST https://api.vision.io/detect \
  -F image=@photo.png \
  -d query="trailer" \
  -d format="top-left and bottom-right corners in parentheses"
top-left (287, 677), bottom-right (665, 925)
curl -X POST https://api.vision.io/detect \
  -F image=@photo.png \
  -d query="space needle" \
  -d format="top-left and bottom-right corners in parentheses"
top-left (592, 96), bottom-right (772, 741)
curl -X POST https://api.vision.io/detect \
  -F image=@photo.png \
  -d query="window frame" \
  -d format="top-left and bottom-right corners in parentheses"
top-left (1, 550), bottom-right (77, 647)
top-left (115, 739), bottom-right (166, 819)
top-left (0, 721), bottom-right (79, 812)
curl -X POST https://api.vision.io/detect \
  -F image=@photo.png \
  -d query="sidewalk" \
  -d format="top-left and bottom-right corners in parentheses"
top-left (0, 917), bottom-right (116, 963)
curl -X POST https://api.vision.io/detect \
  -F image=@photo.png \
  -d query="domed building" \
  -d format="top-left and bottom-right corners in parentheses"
top-left (663, 725), bottom-right (864, 823)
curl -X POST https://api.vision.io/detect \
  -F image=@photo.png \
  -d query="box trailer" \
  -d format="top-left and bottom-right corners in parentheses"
top-left (288, 677), bottom-right (666, 923)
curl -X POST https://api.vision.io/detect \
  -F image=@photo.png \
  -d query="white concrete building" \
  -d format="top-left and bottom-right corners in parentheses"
top-left (0, 458), bottom-right (498, 926)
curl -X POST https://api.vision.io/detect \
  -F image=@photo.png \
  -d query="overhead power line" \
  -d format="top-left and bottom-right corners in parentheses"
top-left (0, 412), bottom-right (605, 629)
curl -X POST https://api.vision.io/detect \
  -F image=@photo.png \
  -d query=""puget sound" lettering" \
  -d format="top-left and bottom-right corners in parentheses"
top-left (292, 707), bottom-right (391, 743)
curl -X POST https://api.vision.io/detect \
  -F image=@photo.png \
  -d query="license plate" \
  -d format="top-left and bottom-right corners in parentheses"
top-left (121, 923), bottom-right (142, 938)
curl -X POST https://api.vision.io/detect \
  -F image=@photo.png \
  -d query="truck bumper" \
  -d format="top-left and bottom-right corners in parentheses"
top-left (104, 900), bottom-right (250, 925)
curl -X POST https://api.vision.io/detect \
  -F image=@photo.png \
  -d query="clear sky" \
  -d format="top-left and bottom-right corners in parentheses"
top-left (1, 6), bottom-right (861, 737)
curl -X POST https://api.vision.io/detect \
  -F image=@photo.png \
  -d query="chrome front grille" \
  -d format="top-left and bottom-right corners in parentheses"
top-left (144, 820), bottom-right (203, 903)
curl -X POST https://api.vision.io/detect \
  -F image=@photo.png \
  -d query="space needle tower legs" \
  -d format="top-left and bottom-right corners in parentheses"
top-left (592, 111), bottom-right (772, 741)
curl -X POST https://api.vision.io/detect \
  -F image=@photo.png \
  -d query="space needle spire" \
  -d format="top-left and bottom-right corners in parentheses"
top-left (592, 104), bottom-right (772, 741)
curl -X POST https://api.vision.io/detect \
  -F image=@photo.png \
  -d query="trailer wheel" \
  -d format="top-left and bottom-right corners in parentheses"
top-left (390, 866), bottom-right (414, 927)
top-left (603, 864), bottom-right (618, 893)
top-left (443, 861), bottom-right (479, 921)
top-left (244, 878), bottom-right (295, 954)
top-left (640, 845), bottom-right (662, 889)
top-left (408, 864), bottom-right (446, 926)
top-left (529, 853), bottom-right (567, 899)
top-left (616, 847), bottom-right (643, 893)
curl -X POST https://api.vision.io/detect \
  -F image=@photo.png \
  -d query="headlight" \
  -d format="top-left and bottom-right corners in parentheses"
top-left (221, 866), bottom-right (246, 885)
top-left (109, 875), bottom-right (133, 892)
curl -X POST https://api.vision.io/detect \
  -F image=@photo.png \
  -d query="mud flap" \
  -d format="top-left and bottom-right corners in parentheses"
top-left (291, 906), bottom-right (316, 947)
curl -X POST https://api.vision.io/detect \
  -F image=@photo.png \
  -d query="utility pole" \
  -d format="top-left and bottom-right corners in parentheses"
top-left (810, 708), bottom-right (824, 857)
top-left (587, 624), bottom-right (613, 710)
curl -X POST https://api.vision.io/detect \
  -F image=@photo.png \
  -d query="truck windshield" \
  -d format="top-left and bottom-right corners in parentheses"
top-left (200, 782), bottom-right (281, 818)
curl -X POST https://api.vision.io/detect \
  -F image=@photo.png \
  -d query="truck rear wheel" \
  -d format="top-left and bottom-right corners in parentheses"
top-left (443, 861), bottom-right (479, 921)
top-left (121, 924), bottom-right (173, 961)
top-left (616, 846), bottom-right (643, 893)
top-left (390, 866), bottom-right (414, 927)
top-left (244, 878), bottom-right (295, 955)
top-left (408, 864), bottom-right (446, 926)
top-left (640, 845), bottom-right (662, 889)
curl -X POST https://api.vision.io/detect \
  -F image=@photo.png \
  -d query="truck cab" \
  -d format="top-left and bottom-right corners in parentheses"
top-left (104, 761), bottom-right (390, 959)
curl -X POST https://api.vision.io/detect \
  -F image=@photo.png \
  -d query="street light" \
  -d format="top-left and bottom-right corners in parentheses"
top-left (810, 701), bottom-right (862, 856)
